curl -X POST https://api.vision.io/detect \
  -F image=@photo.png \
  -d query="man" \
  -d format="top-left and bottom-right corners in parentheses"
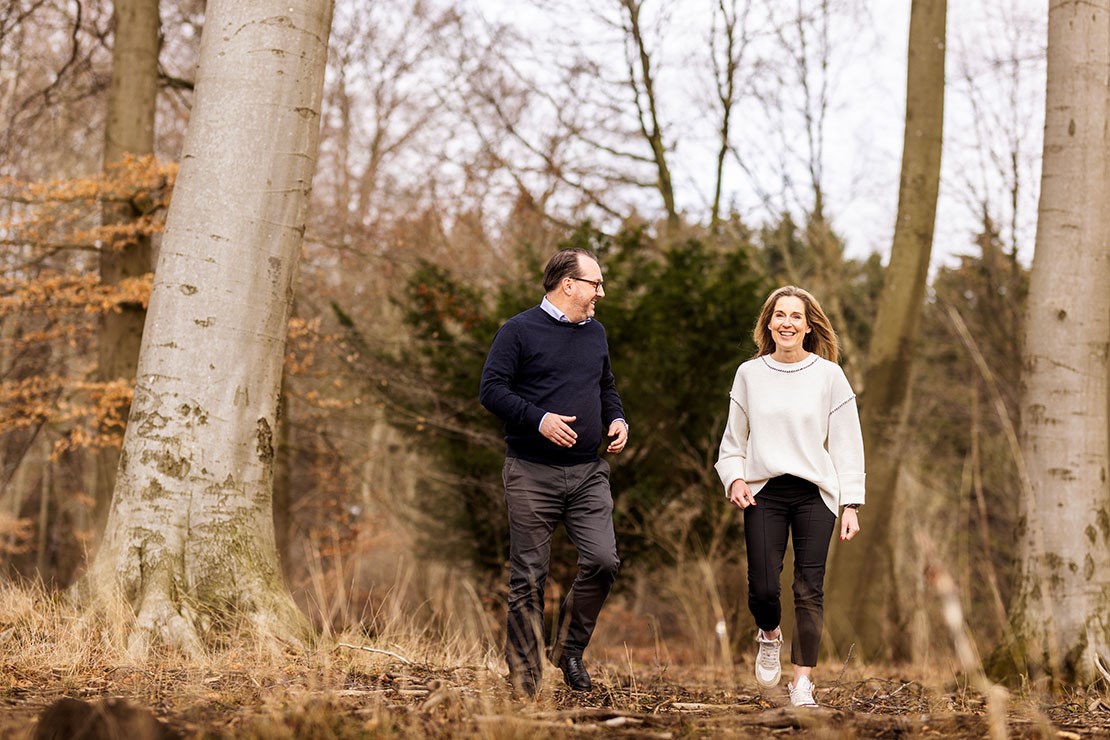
top-left (479, 247), bottom-right (628, 699)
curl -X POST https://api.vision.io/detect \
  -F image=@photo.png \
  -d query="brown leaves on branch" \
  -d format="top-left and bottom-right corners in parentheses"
top-left (0, 512), bottom-right (35, 559)
top-left (284, 316), bottom-right (362, 412)
top-left (0, 155), bottom-right (172, 458)
top-left (1, 155), bottom-right (175, 256)
top-left (0, 376), bottom-right (132, 459)
top-left (0, 273), bottom-right (152, 318)
top-left (0, 154), bottom-right (176, 207)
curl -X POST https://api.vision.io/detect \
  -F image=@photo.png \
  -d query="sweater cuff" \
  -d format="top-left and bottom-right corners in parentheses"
top-left (838, 473), bottom-right (866, 506)
top-left (714, 458), bottom-right (746, 498)
top-left (525, 406), bottom-right (547, 431)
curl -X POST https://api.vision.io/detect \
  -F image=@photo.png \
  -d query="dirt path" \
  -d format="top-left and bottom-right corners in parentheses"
top-left (3, 662), bottom-right (1108, 738)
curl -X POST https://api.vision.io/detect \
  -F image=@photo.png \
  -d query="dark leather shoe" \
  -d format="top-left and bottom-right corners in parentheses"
top-left (557, 655), bottom-right (593, 691)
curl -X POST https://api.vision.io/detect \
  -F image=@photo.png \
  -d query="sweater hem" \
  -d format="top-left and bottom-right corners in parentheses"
top-left (506, 448), bottom-right (601, 467)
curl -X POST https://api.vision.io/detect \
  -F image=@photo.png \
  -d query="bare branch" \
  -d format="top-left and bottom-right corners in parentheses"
top-left (22, 0), bottom-right (83, 110)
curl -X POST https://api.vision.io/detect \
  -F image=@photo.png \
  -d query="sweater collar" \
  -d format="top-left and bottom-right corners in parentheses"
top-left (760, 353), bottom-right (819, 372)
top-left (540, 296), bottom-right (591, 325)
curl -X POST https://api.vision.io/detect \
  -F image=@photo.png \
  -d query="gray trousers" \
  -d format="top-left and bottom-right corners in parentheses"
top-left (502, 457), bottom-right (620, 686)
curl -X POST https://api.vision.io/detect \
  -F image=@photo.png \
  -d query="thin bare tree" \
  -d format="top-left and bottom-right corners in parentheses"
top-left (826, 0), bottom-right (947, 662)
top-left (618, 0), bottom-right (679, 233)
top-left (708, 0), bottom-right (756, 230)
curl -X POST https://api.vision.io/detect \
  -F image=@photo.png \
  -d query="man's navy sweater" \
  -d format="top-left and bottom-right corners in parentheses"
top-left (480, 306), bottom-right (625, 466)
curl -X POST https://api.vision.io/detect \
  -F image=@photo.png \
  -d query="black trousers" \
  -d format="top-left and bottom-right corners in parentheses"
top-left (743, 474), bottom-right (836, 667)
top-left (502, 457), bottom-right (620, 687)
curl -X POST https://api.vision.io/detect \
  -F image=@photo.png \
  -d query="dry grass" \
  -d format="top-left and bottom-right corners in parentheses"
top-left (3, 576), bottom-right (1110, 739)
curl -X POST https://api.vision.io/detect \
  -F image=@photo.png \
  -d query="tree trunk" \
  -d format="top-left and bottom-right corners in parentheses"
top-left (95, 0), bottom-right (160, 536)
top-left (825, 0), bottom-right (946, 662)
top-left (1006, 0), bottom-right (1110, 686)
top-left (87, 0), bottom-right (334, 656)
top-left (273, 372), bottom-right (293, 584)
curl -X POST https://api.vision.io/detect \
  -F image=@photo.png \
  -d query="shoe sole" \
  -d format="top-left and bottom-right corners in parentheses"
top-left (755, 655), bottom-right (781, 688)
top-left (755, 674), bottom-right (781, 688)
top-left (755, 634), bottom-right (782, 689)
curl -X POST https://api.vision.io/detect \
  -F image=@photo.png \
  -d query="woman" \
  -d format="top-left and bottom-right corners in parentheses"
top-left (715, 285), bottom-right (865, 707)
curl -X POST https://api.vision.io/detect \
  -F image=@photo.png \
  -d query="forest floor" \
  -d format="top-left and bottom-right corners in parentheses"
top-left (4, 647), bottom-right (1110, 739)
top-left (3, 584), bottom-right (1109, 738)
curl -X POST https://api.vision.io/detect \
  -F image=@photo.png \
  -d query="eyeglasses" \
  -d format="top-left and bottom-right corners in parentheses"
top-left (570, 277), bottom-right (605, 292)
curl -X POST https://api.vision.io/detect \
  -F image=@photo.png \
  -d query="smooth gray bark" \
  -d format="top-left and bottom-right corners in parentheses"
top-left (88, 0), bottom-right (334, 655)
top-left (1007, 0), bottom-right (1110, 686)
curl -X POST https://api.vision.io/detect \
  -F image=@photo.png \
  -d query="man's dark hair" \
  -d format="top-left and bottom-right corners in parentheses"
top-left (543, 248), bottom-right (598, 292)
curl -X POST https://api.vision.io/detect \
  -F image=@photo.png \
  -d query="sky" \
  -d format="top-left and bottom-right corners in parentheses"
top-left (469, 0), bottom-right (1047, 269)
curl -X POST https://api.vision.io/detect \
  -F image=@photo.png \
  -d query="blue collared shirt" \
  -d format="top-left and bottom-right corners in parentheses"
top-left (540, 296), bottom-right (590, 325)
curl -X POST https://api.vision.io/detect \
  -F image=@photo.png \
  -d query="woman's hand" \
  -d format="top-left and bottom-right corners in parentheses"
top-left (728, 479), bottom-right (756, 509)
top-left (840, 508), bottom-right (860, 541)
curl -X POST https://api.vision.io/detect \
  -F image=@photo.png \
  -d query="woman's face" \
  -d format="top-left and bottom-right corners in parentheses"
top-left (768, 295), bottom-right (810, 352)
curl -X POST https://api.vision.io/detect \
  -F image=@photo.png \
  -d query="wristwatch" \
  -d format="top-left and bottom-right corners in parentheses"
top-left (843, 504), bottom-right (860, 510)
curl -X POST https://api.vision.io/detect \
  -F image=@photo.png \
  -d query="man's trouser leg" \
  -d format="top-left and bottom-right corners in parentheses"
top-left (552, 459), bottom-right (620, 662)
top-left (503, 457), bottom-right (560, 691)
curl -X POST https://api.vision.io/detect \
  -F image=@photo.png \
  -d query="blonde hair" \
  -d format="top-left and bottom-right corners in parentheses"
top-left (753, 285), bottom-right (840, 363)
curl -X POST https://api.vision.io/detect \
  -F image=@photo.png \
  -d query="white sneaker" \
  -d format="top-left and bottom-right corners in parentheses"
top-left (754, 629), bottom-right (782, 688)
top-left (788, 675), bottom-right (818, 707)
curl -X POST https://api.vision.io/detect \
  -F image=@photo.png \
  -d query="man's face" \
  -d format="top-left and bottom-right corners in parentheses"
top-left (566, 255), bottom-right (605, 322)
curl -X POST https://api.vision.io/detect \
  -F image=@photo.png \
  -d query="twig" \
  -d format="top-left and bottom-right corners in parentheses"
top-left (337, 641), bottom-right (414, 665)
top-left (881, 682), bottom-right (910, 699)
top-left (835, 642), bottom-right (854, 686)
top-left (1094, 652), bottom-right (1110, 687)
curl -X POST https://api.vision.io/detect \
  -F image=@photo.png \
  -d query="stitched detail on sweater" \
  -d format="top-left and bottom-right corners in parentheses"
top-left (830, 394), bottom-right (856, 415)
top-left (760, 354), bottom-right (820, 373)
top-left (728, 392), bottom-right (749, 416)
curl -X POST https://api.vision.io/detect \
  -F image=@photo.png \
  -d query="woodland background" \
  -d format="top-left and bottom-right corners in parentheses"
top-left (1, 0), bottom-right (1108, 737)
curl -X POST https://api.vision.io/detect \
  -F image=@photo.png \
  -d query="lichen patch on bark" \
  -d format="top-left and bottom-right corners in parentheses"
top-left (140, 478), bottom-right (169, 502)
top-left (139, 450), bottom-right (192, 480)
top-left (134, 410), bottom-right (171, 435)
top-left (176, 403), bottom-right (209, 426)
top-left (256, 418), bottom-right (274, 464)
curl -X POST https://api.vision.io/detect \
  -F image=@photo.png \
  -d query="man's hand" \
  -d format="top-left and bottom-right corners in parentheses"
top-left (606, 420), bottom-right (628, 454)
top-left (540, 413), bottom-right (578, 447)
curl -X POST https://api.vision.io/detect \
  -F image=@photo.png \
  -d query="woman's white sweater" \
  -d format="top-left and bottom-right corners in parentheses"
top-left (714, 353), bottom-right (865, 515)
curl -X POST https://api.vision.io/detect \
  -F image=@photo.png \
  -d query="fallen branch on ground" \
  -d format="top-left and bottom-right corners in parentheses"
top-left (336, 642), bottom-right (414, 665)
